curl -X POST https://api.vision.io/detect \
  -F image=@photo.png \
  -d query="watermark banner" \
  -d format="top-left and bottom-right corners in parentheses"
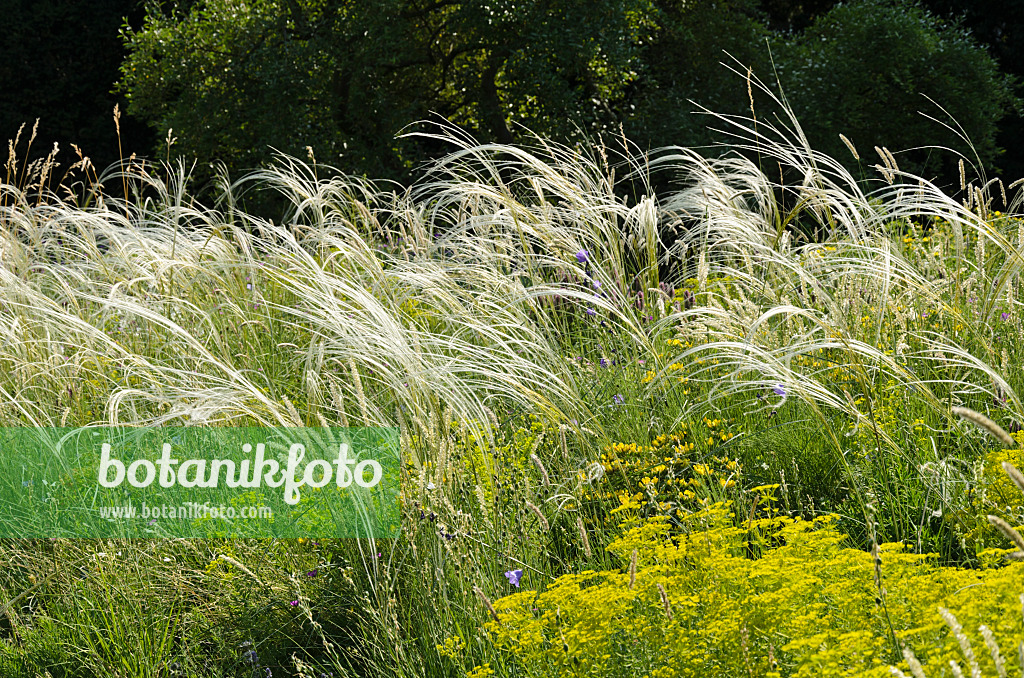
top-left (0, 427), bottom-right (400, 538)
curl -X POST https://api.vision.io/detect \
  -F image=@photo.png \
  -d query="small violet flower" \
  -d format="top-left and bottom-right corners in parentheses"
top-left (613, 394), bottom-right (625, 405)
top-left (505, 569), bottom-right (524, 587)
top-left (1002, 312), bottom-right (1010, 321)
top-left (585, 307), bottom-right (597, 316)
top-left (773, 385), bottom-right (786, 397)
top-left (576, 250), bottom-right (589, 264)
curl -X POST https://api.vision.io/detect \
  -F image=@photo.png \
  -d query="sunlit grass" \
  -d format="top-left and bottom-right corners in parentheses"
top-left (1, 92), bottom-right (1024, 676)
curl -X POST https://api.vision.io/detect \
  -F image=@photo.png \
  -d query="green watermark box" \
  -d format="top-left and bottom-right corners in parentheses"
top-left (0, 427), bottom-right (401, 538)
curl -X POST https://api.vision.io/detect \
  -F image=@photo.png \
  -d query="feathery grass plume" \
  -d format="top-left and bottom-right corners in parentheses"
top-left (525, 501), bottom-right (549, 531)
top-left (986, 515), bottom-right (1024, 553)
top-left (939, 607), bottom-right (981, 678)
top-left (902, 647), bottom-right (928, 678)
top-left (281, 394), bottom-right (302, 426)
top-left (839, 134), bottom-right (859, 161)
top-left (531, 453), bottom-right (550, 487)
top-left (977, 224), bottom-right (987, 270)
top-left (474, 483), bottom-right (493, 530)
top-left (952, 406), bottom-right (1016, 446)
top-left (1002, 461), bottom-right (1024, 495)
top-left (473, 586), bottom-right (499, 622)
top-left (980, 625), bottom-right (1007, 678)
top-left (348, 358), bottom-right (369, 426)
top-left (874, 146), bottom-right (895, 184)
top-left (628, 548), bottom-right (637, 590)
top-left (576, 515), bottom-right (592, 558)
top-left (656, 583), bottom-right (673, 620)
top-left (883, 147), bottom-right (899, 175)
top-left (217, 555), bottom-right (265, 588)
top-left (645, 61), bottom-right (1024, 581)
top-left (871, 543), bottom-right (886, 604)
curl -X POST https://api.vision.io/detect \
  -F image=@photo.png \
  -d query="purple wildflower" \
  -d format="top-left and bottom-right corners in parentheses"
top-left (585, 308), bottom-right (597, 316)
top-left (773, 385), bottom-right (786, 396)
top-left (1002, 312), bottom-right (1010, 321)
top-left (576, 250), bottom-right (589, 264)
top-left (505, 569), bottom-right (524, 587)
top-left (613, 394), bottom-right (625, 405)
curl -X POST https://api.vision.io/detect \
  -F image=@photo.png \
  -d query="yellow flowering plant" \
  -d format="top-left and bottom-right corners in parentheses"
top-left (473, 484), bottom-right (1023, 678)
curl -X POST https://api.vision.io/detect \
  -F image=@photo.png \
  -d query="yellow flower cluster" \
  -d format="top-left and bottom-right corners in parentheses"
top-left (591, 424), bottom-right (742, 524)
top-left (473, 501), bottom-right (1024, 678)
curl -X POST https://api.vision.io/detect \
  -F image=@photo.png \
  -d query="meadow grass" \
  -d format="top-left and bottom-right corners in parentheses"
top-left (0, 93), bottom-right (1023, 676)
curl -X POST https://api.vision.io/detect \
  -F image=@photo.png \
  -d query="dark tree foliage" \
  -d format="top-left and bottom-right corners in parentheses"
top-left (918, 0), bottom-right (1024, 181)
top-left (118, 0), bottom-right (659, 182)
top-left (756, 0), bottom-right (836, 31)
top-left (770, 0), bottom-right (1018, 184)
top-left (0, 0), bottom-right (155, 183)
top-left (754, 0), bottom-right (1024, 182)
top-left (1, 0), bottom-right (1014, 193)
top-left (118, 0), bottom-right (1017, 189)
top-left (624, 0), bottom-right (774, 153)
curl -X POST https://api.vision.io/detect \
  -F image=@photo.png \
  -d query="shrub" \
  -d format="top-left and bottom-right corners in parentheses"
top-left (773, 0), bottom-right (1019, 181)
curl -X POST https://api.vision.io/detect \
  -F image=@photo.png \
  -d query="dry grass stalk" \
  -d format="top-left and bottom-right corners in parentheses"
top-left (656, 583), bottom-right (673, 620)
top-left (531, 453), bottom-right (550, 486)
top-left (951, 406), bottom-right (1015, 446)
top-left (473, 586), bottom-right (499, 622)
top-left (525, 501), bottom-right (549, 531)
top-left (576, 516), bottom-right (592, 558)
top-left (628, 548), bottom-right (637, 590)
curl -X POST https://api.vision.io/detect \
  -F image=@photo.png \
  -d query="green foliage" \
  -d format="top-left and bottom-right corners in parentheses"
top-left (772, 0), bottom-right (1019, 178)
top-left (118, 0), bottom-right (1020, 189)
top-left (119, 0), bottom-right (659, 181)
top-left (624, 0), bottom-right (773, 150)
top-left (5, 99), bottom-right (1024, 677)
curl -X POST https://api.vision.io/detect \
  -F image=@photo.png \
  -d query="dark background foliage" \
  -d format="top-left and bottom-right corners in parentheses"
top-left (0, 0), bottom-right (156, 186)
top-left (1, 0), bottom-right (1021, 195)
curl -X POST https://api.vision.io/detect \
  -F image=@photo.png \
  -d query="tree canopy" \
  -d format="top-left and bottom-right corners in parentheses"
top-left (113, 0), bottom-right (1020, 185)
